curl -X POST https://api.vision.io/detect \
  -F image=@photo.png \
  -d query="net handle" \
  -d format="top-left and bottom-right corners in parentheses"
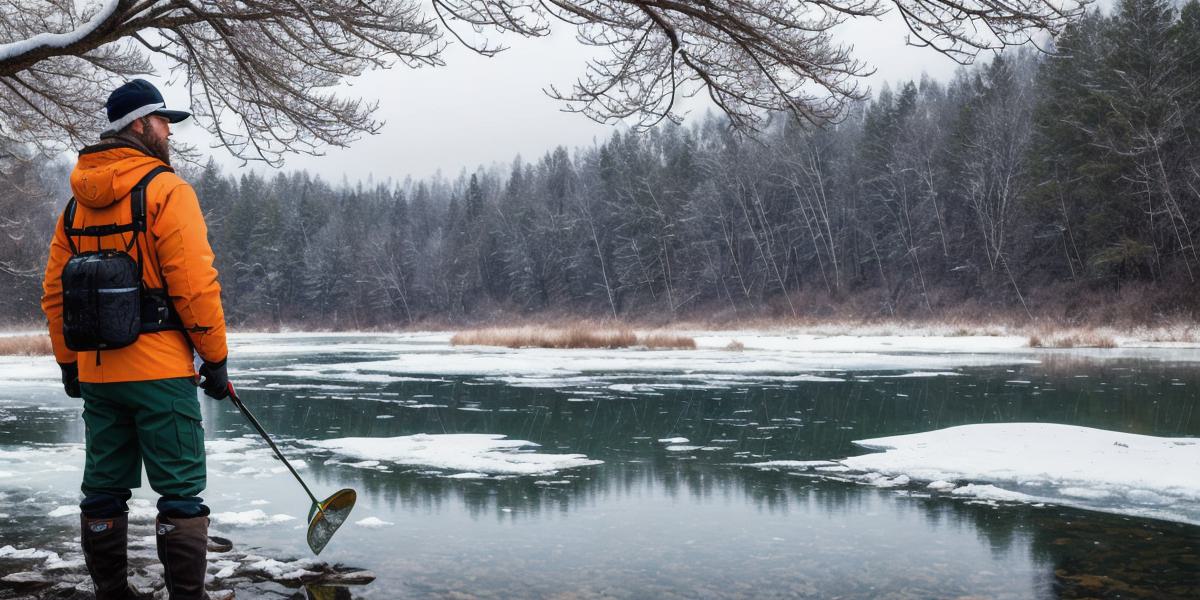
top-left (226, 382), bottom-right (325, 513)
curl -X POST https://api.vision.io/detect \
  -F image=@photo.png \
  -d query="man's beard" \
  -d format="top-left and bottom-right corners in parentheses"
top-left (134, 128), bottom-right (171, 165)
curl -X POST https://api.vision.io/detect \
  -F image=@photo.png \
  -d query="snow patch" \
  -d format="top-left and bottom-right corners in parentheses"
top-left (307, 433), bottom-right (601, 476)
top-left (354, 517), bottom-right (394, 528)
top-left (47, 505), bottom-right (79, 518)
top-left (0, 546), bottom-right (56, 559)
top-left (242, 557), bottom-right (319, 580)
top-left (950, 484), bottom-right (1038, 502)
top-left (210, 510), bottom-right (297, 527)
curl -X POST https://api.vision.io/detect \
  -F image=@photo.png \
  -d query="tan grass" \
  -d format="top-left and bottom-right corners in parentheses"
top-left (562, 327), bottom-right (638, 349)
top-left (451, 326), bottom-right (696, 350)
top-left (1028, 329), bottom-right (1118, 349)
top-left (641, 333), bottom-right (697, 350)
top-left (0, 334), bottom-right (52, 356)
top-left (451, 326), bottom-right (638, 349)
top-left (725, 339), bottom-right (746, 352)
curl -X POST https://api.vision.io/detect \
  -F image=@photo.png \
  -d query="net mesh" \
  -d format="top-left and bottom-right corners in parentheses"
top-left (307, 489), bottom-right (356, 555)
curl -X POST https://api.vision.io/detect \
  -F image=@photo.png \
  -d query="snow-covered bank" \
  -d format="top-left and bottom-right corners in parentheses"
top-left (750, 424), bottom-right (1200, 525)
top-left (308, 433), bottom-right (602, 476)
top-left (210, 331), bottom-right (1200, 393)
top-left (9, 331), bottom-right (1200, 391)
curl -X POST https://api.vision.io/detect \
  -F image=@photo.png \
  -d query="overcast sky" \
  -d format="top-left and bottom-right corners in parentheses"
top-left (165, 11), bottom-right (972, 184)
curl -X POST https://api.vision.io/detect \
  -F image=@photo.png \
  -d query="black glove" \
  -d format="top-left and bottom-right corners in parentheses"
top-left (197, 359), bottom-right (229, 400)
top-left (59, 362), bottom-right (81, 398)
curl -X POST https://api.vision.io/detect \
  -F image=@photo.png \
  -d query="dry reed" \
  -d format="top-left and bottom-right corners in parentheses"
top-left (1028, 329), bottom-right (1118, 349)
top-left (641, 333), bottom-right (697, 350)
top-left (0, 334), bottom-right (52, 356)
top-left (451, 326), bottom-right (695, 350)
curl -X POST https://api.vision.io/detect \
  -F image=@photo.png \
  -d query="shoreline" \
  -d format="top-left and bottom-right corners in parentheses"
top-left (7, 318), bottom-right (1200, 356)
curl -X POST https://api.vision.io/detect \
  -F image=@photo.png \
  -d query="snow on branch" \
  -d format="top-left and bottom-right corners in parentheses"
top-left (0, 0), bottom-right (118, 62)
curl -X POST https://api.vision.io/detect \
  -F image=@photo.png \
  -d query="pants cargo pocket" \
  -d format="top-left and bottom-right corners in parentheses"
top-left (171, 398), bottom-right (204, 460)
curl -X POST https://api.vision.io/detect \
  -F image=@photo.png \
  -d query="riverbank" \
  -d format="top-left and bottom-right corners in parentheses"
top-left (6, 317), bottom-right (1200, 357)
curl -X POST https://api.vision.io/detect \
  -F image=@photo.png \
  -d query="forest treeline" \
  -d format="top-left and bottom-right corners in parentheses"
top-left (2, 0), bottom-right (1199, 328)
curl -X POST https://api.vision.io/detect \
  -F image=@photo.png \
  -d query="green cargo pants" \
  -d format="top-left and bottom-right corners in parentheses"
top-left (79, 378), bottom-right (206, 502)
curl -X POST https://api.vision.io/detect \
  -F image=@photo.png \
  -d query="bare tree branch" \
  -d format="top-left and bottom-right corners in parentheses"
top-left (0, 0), bottom-right (1086, 165)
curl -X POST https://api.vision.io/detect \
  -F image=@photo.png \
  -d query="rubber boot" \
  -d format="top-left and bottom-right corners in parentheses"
top-left (155, 515), bottom-right (209, 600)
top-left (81, 514), bottom-right (140, 600)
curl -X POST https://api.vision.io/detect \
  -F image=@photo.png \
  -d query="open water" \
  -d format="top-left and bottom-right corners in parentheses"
top-left (0, 335), bottom-right (1197, 598)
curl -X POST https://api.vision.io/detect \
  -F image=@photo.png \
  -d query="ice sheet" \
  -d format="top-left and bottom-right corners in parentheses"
top-left (211, 330), bottom-right (1080, 389)
top-left (296, 347), bottom-right (1038, 381)
top-left (844, 424), bottom-right (1200, 499)
top-left (753, 423), bottom-right (1200, 524)
top-left (307, 433), bottom-right (602, 476)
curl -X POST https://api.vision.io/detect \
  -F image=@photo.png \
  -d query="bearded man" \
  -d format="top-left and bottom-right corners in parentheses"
top-left (41, 79), bottom-right (231, 600)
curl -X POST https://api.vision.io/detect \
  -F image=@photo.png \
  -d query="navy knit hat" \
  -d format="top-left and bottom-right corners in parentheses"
top-left (102, 79), bottom-right (190, 136)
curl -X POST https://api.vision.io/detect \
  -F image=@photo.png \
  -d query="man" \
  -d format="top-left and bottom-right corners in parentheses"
top-left (41, 79), bottom-right (230, 599)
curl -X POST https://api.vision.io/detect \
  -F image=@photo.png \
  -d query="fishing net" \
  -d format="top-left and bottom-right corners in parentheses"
top-left (307, 489), bottom-right (357, 555)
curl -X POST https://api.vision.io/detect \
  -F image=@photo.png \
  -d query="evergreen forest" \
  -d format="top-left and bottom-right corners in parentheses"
top-left (2, 0), bottom-right (1199, 328)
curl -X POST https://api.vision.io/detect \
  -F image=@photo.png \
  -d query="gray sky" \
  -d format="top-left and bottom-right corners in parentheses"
top-left (166, 11), bottom-right (969, 184)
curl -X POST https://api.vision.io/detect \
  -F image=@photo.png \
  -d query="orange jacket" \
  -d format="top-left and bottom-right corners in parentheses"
top-left (41, 143), bottom-right (228, 383)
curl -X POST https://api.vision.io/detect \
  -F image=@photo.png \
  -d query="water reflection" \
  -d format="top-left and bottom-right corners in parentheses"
top-left (3, 352), bottom-right (1198, 598)
top-left (215, 358), bottom-right (1200, 598)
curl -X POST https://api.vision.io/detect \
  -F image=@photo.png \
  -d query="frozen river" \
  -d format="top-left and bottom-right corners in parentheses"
top-left (1, 332), bottom-right (1198, 598)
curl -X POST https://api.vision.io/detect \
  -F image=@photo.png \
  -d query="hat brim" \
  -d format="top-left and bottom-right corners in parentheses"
top-left (152, 109), bottom-right (191, 124)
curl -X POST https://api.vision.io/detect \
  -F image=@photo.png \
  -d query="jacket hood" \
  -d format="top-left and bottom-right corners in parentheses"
top-left (70, 142), bottom-right (165, 209)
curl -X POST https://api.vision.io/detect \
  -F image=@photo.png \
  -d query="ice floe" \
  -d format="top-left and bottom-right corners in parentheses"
top-left (0, 546), bottom-right (56, 560)
top-left (46, 505), bottom-right (78, 518)
top-left (210, 510), bottom-right (297, 527)
top-left (241, 556), bottom-right (320, 580)
top-left (857, 371), bottom-right (964, 379)
top-left (306, 433), bottom-right (601, 476)
top-left (442, 472), bottom-right (489, 479)
top-left (354, 517), bottom-right (394, 528)
top-left (749, 423), bottom-right (1200, 524)
top-left (0, 545), bottom-right (85, 573)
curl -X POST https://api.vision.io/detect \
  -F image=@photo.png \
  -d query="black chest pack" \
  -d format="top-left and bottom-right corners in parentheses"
top-left (60, 166), bottom-right (184, 352)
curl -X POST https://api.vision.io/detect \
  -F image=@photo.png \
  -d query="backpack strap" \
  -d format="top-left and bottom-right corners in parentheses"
top-left (60, 165), bottom-right (174, 253)
top-left (128, 166), bottom-right (173, 257)
top-left (130, 166), bottom-right (173, 233)
top-left (129, 166), bottom-right (183, 333)
top-left (62, 198), bottom-right (79, 255)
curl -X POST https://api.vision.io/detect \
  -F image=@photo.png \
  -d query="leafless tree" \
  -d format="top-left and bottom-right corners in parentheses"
top-left (1, 0), bottom-right (1086, 165)
top-left (780, 130), bottom-right (843, 292)
top-left (957, 55), bottom-right (1035, 315)
top-left (0, 0), bottom-right (441, 165)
